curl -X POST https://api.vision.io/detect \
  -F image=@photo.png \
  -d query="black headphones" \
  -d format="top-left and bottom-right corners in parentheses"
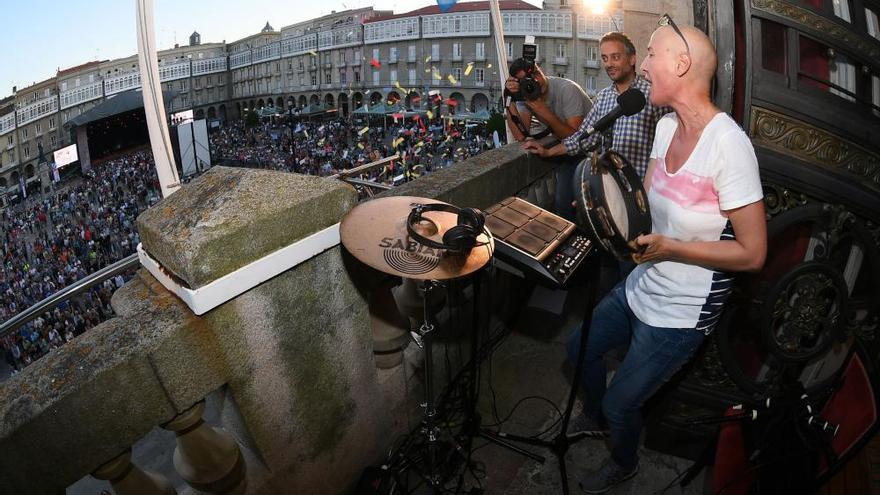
top-left (406, 203), bottom-right (487, 253)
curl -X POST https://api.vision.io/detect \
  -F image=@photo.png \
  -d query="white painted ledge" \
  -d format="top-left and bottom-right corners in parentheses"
top-left (137, 223), bottom-right (341, 315)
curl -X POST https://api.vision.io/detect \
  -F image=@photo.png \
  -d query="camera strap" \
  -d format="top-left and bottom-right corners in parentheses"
top-left (505, 97), bottom-right (551, 140)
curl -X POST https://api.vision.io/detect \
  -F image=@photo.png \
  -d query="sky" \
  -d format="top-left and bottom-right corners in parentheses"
top-left (0, 0), bottom-right (543, 98)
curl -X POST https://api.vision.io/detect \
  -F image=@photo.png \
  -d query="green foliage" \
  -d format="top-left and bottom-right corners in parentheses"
top-left (486, 109), bottom-right (506, 144)
top-left (244, 109), bottom-right (259, 128)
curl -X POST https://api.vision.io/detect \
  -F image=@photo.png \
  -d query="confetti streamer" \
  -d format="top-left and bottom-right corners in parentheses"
top-left (358, 143), bottom-right (365, 149)
top-left (487, 63), bottom-right (492, 69)
top-left (464, 62), bottom-right (474, 76)
top-left (309, 50), bottom-right (318, 57)
top-left (359, 126), bottom-right (370, 135)
top-left (425, 55), bottom-right (431, 63)
top-left (426, 110), bottom-right (434, 119)
top-left (393, 137), bottom-right (404, 149)
top-left (447, 74), bottom-right (457, 85)
top-left (370, 58), bottom-right (381, 68)
top-left (446, 97), bottom-right (458, 107)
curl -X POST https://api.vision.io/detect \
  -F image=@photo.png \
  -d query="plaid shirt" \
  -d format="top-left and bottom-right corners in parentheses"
top-left (562, 76), bottom-right (668, 178)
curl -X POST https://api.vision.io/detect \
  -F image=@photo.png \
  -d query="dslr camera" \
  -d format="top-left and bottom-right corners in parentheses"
top-left (508, 37), bottom-right (541, 101)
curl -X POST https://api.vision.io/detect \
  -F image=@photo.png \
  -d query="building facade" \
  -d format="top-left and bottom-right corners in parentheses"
top-left (0, 0), bottom-right (677, 199)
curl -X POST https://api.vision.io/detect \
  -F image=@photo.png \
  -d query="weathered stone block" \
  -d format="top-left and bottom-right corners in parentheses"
top-left (137, 166), bottom-right (357, 287)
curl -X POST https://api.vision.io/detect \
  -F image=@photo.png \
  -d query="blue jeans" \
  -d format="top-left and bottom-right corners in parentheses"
top-left (555, 156), bottom-right (580, 222)
top-left (566, 282), bottom-right (705, 470)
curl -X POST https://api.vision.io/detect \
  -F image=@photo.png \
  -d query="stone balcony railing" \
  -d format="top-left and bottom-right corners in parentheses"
top-left (0, 141), bottom-right (562, 494)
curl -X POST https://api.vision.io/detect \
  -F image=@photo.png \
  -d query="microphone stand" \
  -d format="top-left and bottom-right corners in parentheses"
top-left (478, 262), bottom-right (600, 495)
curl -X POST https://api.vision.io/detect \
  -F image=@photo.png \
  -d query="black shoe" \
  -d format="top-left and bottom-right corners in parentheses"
top-left (579, 458), bottom-right (639, 494)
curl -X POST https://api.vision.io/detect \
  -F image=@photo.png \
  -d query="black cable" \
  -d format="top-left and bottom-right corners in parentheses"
top-left (651, 467), bottom-right (692, 495)
top-left (482, 394), bottom-right (563, 434)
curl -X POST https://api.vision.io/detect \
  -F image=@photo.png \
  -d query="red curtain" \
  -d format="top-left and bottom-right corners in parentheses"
top-left (799, 36), bottom-right (831, 91)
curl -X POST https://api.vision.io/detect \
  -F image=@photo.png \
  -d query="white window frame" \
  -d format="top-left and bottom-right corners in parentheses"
top-left (867, 7), bottom-right (879, 39)
top-left (452, 43), bottom-right (462, 60)
top-left (832, 0), bottom-right (852, 22)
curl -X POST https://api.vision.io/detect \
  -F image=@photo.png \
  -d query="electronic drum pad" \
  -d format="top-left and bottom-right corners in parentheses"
top-left (573, 150), bottom-right (651, 262)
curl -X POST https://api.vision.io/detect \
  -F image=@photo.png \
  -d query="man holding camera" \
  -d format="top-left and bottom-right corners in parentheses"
top-left (505, 44), bottom-right (592, 221)
top-left (522, 32), bottom-right (667, 179)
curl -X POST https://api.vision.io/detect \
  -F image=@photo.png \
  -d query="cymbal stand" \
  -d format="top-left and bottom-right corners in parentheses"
top-left (409, 279), bottom-right (450, 490)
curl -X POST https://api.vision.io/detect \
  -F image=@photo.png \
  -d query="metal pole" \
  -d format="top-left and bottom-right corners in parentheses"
top-left (489, 0), bottom-right (515, 144)
top-left (135, 0), bottom-right (181, 198)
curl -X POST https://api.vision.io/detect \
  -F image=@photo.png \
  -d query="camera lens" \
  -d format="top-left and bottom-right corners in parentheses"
top-left (521, 77), bottom-right (541, 100)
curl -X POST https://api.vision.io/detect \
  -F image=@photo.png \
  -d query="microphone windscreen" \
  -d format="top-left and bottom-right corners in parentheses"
top-left (617, 88), bottom-right (647, 117)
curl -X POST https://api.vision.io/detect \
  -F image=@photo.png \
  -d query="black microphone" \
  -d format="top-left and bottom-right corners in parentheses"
top-left (579, 87), bottom-right (647, 141)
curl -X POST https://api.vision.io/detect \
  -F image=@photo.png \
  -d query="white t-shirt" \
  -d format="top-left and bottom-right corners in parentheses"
top-left (625, 112), bottom-right (763, 331)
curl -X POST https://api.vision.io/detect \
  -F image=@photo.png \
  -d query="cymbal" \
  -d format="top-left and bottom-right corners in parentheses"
top-left (340, 196), bottom-right (494, 280)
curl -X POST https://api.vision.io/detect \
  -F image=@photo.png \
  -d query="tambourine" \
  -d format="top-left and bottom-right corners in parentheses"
top-left (573, 150), bottom-right (651, 262)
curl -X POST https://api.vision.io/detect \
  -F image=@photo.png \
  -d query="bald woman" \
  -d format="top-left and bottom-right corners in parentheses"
top-left (570, 16), bottom-right (766, 493)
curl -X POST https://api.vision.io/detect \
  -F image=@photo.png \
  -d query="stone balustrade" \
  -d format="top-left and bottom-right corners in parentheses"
top-left (0, 140), bottom-right (562, 494)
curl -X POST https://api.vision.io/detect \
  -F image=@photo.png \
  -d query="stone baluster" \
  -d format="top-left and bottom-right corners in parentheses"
top-left (161, 400), bottom-right (246, 494)
top-left (91, 448), bottom-right (177, 495)
top-left (370, 280), bottom-right (411, 369)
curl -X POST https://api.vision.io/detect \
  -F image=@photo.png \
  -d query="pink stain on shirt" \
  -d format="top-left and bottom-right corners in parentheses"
top-left (652, 159), bottom-right (720, 214)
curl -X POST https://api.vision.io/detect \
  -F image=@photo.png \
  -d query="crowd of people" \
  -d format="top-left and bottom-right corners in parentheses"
top-left (1, 150), bottom-right (159, 377)
top-left (1, 112), bottom-right (500, 378)
top-left (209, 114), bottom-right (499, 187)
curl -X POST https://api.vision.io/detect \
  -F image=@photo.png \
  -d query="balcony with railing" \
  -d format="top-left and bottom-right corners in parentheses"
top-left (363, 16), bottom-right (420, 44)
top-left (554, 56), bottom-right (568, 65)
top-left (584, 59), bottom-right (600, 68)
top-left (422, 11), bottom-right (490, 39)
top-left (192, 57), bottom-right (228, 77)
top-left (0, 143), bottom-right (563, 495)
top-left (281, 33), bottom-right (318, 57)
top-left (16, 96), bottom-right (58, 126)
top-left (0, 112), bottom-right (16, 136)
top-left (503, 11), bottom-right (572, 38)
top-left (230, 51), bottom-right (252, 70)
top-left (318, 26), bottom-right (363, 51)
top-left (253, 42), bottom-right (281, 64)
top-left (577, 11), bottom-right (624, 40)
top-left (59, 82), bottom-right (104, 110)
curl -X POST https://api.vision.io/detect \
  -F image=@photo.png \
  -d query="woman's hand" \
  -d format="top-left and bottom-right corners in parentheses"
top-left (632, 233), bottom-right (680, 264)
